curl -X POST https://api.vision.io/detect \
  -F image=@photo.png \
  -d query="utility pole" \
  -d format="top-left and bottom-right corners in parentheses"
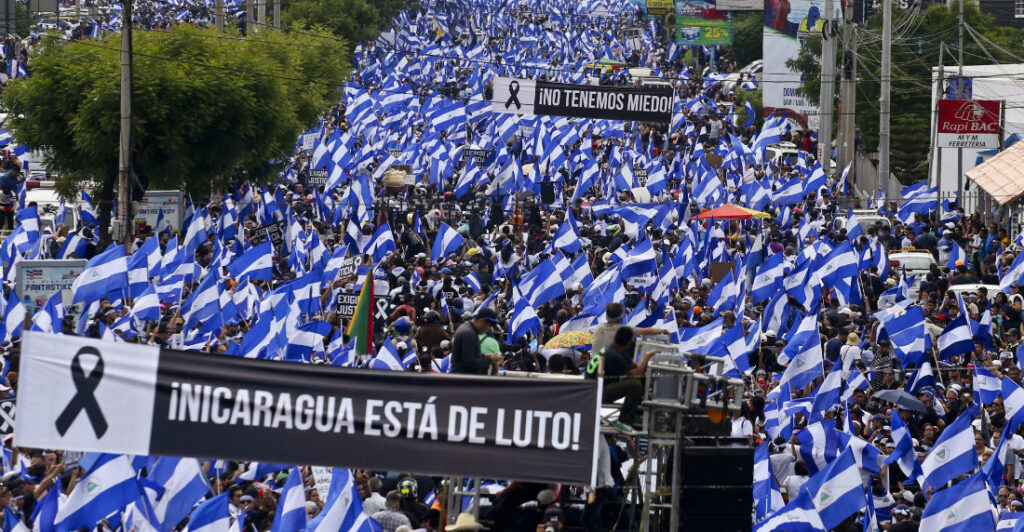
top-left (117, 0), bottom-right (133, 244)
top-left (879, 0), bottom-right (891, 194)
top-left (837, 0), bottom-right (857, 185)
top-left (246, 0), bottom-right (253, 36)
top-left (956, 0), bottom-right (964, 199)
top-left (215, 0), bottom-right (224, 32)
top-left (929, 44), bottom-right (945, 194)
top-left (257, 0), bottom-right (264, 34)
top-left (274, 0), bottom-right (280, 29)
top-left (818, 0), bottom-right (837, 177)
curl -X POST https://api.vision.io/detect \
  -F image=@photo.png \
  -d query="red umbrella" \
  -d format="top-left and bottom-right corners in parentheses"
top-left (691, 204), bottom-right (765, 220)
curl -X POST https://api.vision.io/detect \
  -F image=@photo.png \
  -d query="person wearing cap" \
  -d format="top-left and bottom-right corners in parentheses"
top-left (450, 308), bottom-right (501, 375)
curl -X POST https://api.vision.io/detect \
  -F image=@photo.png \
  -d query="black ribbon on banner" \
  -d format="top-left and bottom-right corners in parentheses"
top-left (505, 80), bottom-right (521, 110)
top-left (55, 347), bottom-right (108, 438)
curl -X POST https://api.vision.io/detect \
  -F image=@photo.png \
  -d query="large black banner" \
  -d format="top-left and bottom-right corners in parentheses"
top-left (16, 333), bottom-right (601, 484)
top-left (491, 76), bottom-right (674, 123)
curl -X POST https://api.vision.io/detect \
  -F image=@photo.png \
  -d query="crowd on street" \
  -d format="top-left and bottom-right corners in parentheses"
top-left (0, 0), bottom-right (1021, 530)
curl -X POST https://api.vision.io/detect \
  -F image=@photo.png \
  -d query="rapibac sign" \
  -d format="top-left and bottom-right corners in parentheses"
top-left (937, 99), bottom-right (1001, 149)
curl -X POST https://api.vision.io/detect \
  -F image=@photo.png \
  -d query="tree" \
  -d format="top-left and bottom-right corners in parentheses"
top-left (735, 86), bottom-right (763, 131)
top-left (788, 2), bottom-right (1024, 184)
top-left (2, 24), bottom-right (350, 241)
top-left (283, 0), bottom-right (410, 47)
top-left (729, 12), bottom-right (763, 68)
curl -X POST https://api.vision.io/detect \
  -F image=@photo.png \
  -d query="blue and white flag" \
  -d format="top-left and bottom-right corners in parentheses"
top-left (753, 490), bottom-right (826, 532)
top-left (30, 292), bottom-right (65, 334)
top-left (270, 468), bottom-right (306, 532)
top-left (130, 284), bottom-right (161, 324)
top-left (308, 469), bottom-right (381, 532)
top-left (753, 442), bottom-right (784, 521)
top-left (938, 313), bottom-right (974, 359)
top-left (183, 493), bottom-right (229, 532)
top-left (947, 242), bottom-right (968, 270)
top-left (432, 222), bottom-right (465, 261)
top-left (974, 366), bottom-right (1001, 405)
top-left (996, 512), bottom-right (1024, 532)
top-left (226, 241), bottom-right (274, 283)
top-left (922, 408), bottom-right (979, 490)
top-left (920, 472), bottom-right (996, 532)
top-left (367, 336), bottom-right (408, 371)
top-left (71, 244), bottom-right (128, 304)
top-left (800, 448), bottom-right (866, 530)
top-left (885, 410), bottom-right (926, 487)
top-left (145, 457), bottom-right (210, 532)
top-left (54, 454), bottom-right (138, 532)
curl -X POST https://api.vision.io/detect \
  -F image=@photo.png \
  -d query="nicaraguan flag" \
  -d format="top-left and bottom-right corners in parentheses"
top-left (71, 244), bottom-right (128, 304)
top-left (226, 241), bottom-right (273, 283)
top-left (431, 222), bottom-right (464, 261)
top-left (55, 454), bottom-right (139, 532)
top-left (182, 492), bottom-right (229, 532)
top-left (920, 472), bottom-right (996, 532)
top-left (270, 468), bottom-right (306, 532)
top-left (922, 407), bottom-right (979, 490)
top-left (308, 469), bottom-right (380, 532)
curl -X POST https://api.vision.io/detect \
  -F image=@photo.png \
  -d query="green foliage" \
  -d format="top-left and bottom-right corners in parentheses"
top-left (1, 24), bottom-right (349, 232)
top-left (729, 12), bottom-right (764, 67)
top-left (787, 1), bottom-right (1024, 184)
top-left (282, 0), bottom-right (410, 46)
top-left (15, 1), bottom-right (30, 38)
top-left (735, 86), bottom-right (763, 131)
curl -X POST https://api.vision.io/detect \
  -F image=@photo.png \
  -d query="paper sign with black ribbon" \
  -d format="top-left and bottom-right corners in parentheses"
top-left (54, 347), bottom-right (108, 438)
top-left (15, 332), bottom-right (602, 484)
top-left (491, 76), bottom-right (675, 123)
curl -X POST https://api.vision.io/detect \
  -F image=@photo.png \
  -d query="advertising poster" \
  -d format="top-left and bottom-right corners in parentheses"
top-left (675, 1), bottom-right (732, 46)
top-left (646, 0), bottom-right (673, 16)
top-left (936, 100), bottom-right (1001, 149)
top-left (762, 0), bottom-right (842, 130)
top-left (16, 259), bottom-right (87, 315)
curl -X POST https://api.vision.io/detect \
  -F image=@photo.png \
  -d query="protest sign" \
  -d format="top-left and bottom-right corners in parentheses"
top-left (16, 333), bottom-right (602, 484)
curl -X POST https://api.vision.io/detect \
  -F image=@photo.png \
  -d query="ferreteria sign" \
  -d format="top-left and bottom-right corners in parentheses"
top-left (16, 333), bottom-right (602, 484)
top-left (937, 99), bottom-right (1001, 149)
top-left (491, 76), bottom-right (674, 123)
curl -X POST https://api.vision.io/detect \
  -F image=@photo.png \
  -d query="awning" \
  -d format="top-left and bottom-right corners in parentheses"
top-left (965, 140), bottom-right (1024, 205)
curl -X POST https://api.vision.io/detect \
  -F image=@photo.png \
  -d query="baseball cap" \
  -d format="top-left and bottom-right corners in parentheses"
top-left (475, 308), bottom-right (499, 324)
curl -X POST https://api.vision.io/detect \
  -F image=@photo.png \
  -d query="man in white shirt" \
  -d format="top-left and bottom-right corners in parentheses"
top-left (731, 410), bottom-right (753, 440)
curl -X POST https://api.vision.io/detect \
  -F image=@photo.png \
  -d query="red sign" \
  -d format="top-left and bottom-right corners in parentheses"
top-left (937, 99), bottom-right (1000, 149)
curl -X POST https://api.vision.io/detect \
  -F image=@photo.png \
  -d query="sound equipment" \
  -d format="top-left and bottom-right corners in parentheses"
top-left (540, 181), bottom-right (555, 204)
top-left (679, 446), bottom-right (753, 532)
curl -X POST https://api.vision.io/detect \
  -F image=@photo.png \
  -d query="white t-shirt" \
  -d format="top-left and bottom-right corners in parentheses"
top-left (731, 416), bottom-right (753, 437)
top-left (785, 475), bottom-right (808, 497)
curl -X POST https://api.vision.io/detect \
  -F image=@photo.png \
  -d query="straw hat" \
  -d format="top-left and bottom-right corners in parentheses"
top-left (846, 332), bottom-right (861, 346)
top-left (446, 513), bottom-right (488, 531)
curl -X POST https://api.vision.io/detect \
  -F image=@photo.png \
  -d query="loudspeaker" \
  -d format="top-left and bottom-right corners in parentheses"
top-left (681, 446), bottom-right (753, 486)
top-left (540, 181), bottom-right (555, 204)
top-left (679, 446), bottom-right (753, 531)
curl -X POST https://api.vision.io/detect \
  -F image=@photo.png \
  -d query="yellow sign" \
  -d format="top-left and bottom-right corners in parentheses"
top-left (646, 0), bottom-right (673, 15)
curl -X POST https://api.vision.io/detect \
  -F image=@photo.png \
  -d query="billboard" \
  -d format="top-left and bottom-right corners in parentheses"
top-left (16, 259), bottom-right (87, 316)
top-left (675, 1), bottom-right (732, 45)
top-left (715, 0), bottom-right (764, 10)
top-left (646, 0), bottom-right (674, 15)
top-left (133, 190), bottom-right (185, 233)
top-left (762, 0), bottom-right (841, 130)
top-left (936, 99), bottom-right (1001, 149)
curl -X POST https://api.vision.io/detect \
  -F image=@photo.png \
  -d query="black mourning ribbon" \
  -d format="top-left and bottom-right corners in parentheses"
top-left (55, 347), bottom-right (108, 438)
top-left (505, 80), bottom-right (522, 110)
